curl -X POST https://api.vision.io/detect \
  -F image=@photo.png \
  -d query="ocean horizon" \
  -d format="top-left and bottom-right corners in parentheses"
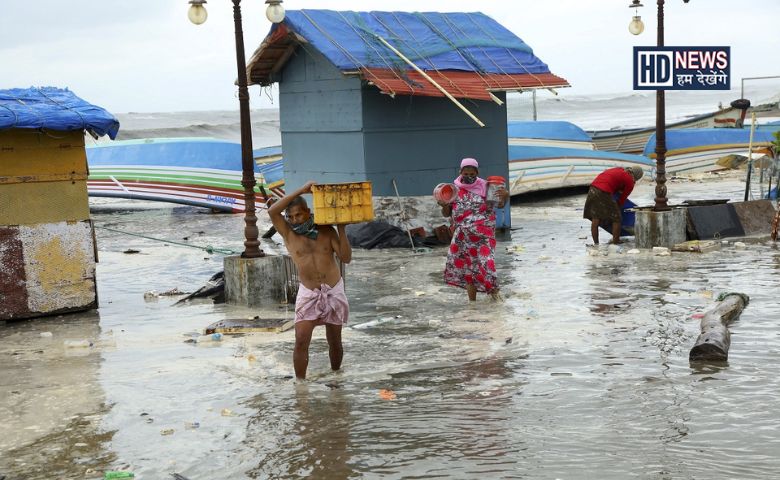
top-left (98, 85), bottom-right (780, 149)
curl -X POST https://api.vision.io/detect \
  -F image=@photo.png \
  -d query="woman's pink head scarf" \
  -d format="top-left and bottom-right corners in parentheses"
top-left (453, 157), bottom-right (487, 198)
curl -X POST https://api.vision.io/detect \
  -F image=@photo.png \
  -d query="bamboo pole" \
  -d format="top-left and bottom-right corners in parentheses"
top-left (689, 293), bottom-right (749, 362)
top-left (374, 35), bottom-right (486, 127)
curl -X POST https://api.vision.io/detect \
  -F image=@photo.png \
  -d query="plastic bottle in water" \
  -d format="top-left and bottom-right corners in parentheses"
top-left (64, 339), bottom-right (92, 348)
top-left (197, 333), bottom-right (223, 343)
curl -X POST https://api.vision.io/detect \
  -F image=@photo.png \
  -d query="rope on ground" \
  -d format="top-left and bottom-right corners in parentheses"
top-left (716, 292), bottom-right (750, 305)
top-left (96, 225), bottom-right (241, 255)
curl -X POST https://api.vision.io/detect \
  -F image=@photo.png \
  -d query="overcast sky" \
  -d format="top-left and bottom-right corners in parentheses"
top-left (2, 0), bottom-right (777, 113)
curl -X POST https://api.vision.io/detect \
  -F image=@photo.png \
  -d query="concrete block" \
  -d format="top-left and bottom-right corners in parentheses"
top-left (731, 200), bottom-right (777, 236)
top-left (635, 208), bottom-right (687, 248)
top-left (223, 255), bottom-right (290, 308)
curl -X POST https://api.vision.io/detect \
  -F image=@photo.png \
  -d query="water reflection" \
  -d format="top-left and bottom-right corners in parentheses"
top-left (0, 311), bottom-right (115, 478)
top-left (244, 384), bottom-right (354, 479)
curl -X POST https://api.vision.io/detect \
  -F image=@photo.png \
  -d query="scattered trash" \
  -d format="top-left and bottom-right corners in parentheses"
top-left (64, 339), bottom-right (92, 348)
top-left (526, 309), bottom-right (538, 318)
top-left (627, 248), bottom-right (641, 254)
top-left (247, 354), bottom-right (257, 362)
top-left (734, 241), bottom-right (747, 248)
top-left (174, 271), bottom-right (225, 305)
top-left (160, 428), bottom-right (174, 436)
top-left (143, 290), bottom-right (159, 300)
top-left (184, 421), bottom-right (200, 430)
top-left (691, 313), bottom-right (705, 319)
top-left (577, 235), bottom-right (588, 240)
top-left (414, 291), bottom-right (426, 296)
top-left (506, 245), bottom-right (525, 253)
top-left (378, 389), bottom-right (397, 401)
top-left (159, 287), bottom-right (188, 296)
top-left (721, 240), bottom-right (729, 245)
top-left (505, 337), bottom-right (513, 345)
top-left (672, 240), bottom-right (720, 253)
top-left (104, 472), bottom-right (135, 479)
top-left (352, 316), bottom-right (398, 330)
top-left (652, 247), bottom-right (671, 256)
top-left (538, 255), bottom-right (551, 261)
top-left (123, 249), bottom-right (140, 254)
top-left (204, 317), bottom-right (293, 334)
top-left (221, 408), bottom-right (234, 417)
top-left (586, 247), bottom-right (601, 257)
top-left (196, 333), bottom-right (223, 343)
top-left (39, 331), bottom-right (53, 338)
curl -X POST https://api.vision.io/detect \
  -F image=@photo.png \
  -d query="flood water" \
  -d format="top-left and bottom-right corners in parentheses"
top-left (2, 176), bottom-right (779, 479)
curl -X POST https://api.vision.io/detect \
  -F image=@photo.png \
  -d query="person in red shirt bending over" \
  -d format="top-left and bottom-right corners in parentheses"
top-left (583, 166), bottom-right (644, 245)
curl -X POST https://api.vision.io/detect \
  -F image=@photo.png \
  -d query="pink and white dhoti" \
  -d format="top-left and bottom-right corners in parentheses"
top-left (294, 278), bottom-right (349, 325)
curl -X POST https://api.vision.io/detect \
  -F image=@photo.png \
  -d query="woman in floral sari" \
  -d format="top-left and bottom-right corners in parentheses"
top-left (440, 158), bottom-right (508, 301)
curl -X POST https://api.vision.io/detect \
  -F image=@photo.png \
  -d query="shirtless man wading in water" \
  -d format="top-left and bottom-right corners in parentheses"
top-left (268, 181), bottom-right (352, 380)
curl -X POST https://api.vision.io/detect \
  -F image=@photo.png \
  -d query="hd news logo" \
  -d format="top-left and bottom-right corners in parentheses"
top-left (633, 46), bottom-right (730, 90)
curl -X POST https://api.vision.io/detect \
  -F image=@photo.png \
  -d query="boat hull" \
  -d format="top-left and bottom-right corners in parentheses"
top-left (86, 139), bottom-right (285, 212)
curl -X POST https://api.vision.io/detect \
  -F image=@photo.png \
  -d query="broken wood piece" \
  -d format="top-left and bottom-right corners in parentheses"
top-left (204, 317), bottom-right (293, 335)
top-left (671, 240), bottom-right (720, 253)
top-left (689, 292), bottom-right (749, 362)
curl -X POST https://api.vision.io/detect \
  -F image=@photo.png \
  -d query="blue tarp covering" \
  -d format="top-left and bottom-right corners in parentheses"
top-left (644, 128), bottom-right (780, 155)
top-left (0, 87), bottom-right (119, 139)
top-left (276, 10), bottom-right (552, 74)
top-left (507, 121), bottom-right (592, 142)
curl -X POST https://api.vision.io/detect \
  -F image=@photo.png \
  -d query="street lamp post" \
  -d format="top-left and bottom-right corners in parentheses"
top-left (189, 0), bottom-right (286, 257)
top-left (629, 0), bottom-right (683, 212)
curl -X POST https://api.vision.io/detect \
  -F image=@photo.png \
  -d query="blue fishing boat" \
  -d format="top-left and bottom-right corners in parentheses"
top-left (86, 138), bottom-right (284, 212)
top-left (643, 127), bottom-right (779, 175)
top-left (507, 121), bottom-right (654, 195)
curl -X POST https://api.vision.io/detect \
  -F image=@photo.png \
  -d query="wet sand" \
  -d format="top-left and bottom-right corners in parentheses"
top-left (1, 176), bottom-right (779, 479)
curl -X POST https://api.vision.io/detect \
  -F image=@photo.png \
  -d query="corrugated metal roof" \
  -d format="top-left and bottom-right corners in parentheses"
top-left (361, 68), bottom-right (569, 101)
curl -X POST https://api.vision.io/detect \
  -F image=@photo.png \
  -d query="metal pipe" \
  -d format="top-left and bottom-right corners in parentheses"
top-left (744, 112), bottom-right (757, 201)
top-left (741, 75), bottom-right (780, 100)
top-left (233, 0), bottom-right (263, 258)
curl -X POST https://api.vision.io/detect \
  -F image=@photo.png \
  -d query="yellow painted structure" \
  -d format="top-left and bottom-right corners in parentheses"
top-left (0, 129), bottom-right (97, 321)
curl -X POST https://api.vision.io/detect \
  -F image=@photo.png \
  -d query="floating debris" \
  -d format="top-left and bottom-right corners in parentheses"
top-left (378, 389), bottom-right (397, 401)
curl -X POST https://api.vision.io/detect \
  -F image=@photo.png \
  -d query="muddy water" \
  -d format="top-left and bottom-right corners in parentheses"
top-left (1, 177), bottom-right (779, 479)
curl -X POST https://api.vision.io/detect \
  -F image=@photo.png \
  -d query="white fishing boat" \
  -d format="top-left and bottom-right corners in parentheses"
top-left (507, 121), bottom-right (654, 195)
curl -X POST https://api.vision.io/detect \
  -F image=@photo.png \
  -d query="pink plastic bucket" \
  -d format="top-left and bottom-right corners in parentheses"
top-left (433, 183), bottom-right (459, 203)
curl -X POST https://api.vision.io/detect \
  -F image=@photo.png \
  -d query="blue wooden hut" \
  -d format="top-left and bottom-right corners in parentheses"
top-left (246, 10), bottom-right (569, 225)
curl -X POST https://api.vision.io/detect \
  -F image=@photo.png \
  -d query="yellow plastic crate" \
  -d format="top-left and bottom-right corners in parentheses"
top-left (311, 182), bottom-right (374, 225)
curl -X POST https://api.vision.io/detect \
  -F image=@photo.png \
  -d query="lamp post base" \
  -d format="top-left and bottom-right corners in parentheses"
top-left (635, 208), bottom-right (687, 248)
top-left (224, 255), bottom-right (290, 307)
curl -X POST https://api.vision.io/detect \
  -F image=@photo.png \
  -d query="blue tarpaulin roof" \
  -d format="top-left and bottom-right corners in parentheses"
top-left (278, 10), bottom-right (551, 74)
top-left (0, 87), bottom-right (120, 139)
top-left (247, 10), bottom-right (569, 99)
